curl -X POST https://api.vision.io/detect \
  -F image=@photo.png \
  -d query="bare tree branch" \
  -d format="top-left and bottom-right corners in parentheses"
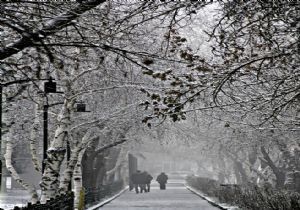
top-left (0, 0), bottom-right (107, 60)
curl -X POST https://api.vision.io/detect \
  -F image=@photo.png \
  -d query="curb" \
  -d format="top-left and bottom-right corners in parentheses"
top-left (86, 186), bottom-right (129, 210)
top-left (185, 184), bottom-right (229, 210)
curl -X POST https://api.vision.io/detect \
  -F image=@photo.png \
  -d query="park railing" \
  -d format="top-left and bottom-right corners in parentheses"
top-left (84, 180), bottom-right (124, 207)
top-left (9, 191), bottom-right (74, 210)
top-left (186, 175), bottom-right (300, 210)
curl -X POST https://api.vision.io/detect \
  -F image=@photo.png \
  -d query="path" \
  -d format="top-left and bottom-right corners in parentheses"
top-left (0, 190), bottom-right (30, 209)
top-left (99, 180), bottom-right (220, 210)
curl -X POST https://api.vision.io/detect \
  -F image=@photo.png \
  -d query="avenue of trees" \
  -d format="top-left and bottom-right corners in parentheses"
top-left (0, 0), bottom-right (299, 207)
top-left (140, 0), bottom-right (300, 192)
top-left (0, 0), bottom-right (209, 206)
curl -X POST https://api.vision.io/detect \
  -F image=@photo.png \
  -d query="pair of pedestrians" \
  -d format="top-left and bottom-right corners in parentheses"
top-left (130, 170), bottom-right (153, 194)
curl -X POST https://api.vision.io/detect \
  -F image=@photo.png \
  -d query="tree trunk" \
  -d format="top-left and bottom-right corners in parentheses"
top-left (106, 148), bottom-right (127, 182)
top-left (95, 154), bottom-right (106, 186)
top-left (4, 132), bottom-right (38, 204)
top-left (74, 147), bottom-right (86, 210)
top-left (235, 160), bottom-right (248, 184)
top-left (260, 146), bottom-right (286, 189)
top-left (82, 149), bottom-right (106, 189)
top-left (233, 161), bottom-right (242, 184)
top-left (29, 101), bottom-right (42, 172)
top-left (40, 98), bottom-right (73, 202)
top-left (59, 144), bottom-right (78, 193)
top-left (275, 172), bottom-right (286, 189)
top-left (283, 147), bottom-right (300, 191)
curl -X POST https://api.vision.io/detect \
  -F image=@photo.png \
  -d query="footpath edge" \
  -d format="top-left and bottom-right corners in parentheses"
top-left (86, 185), bottom-right (129, 210)
top-left (185, 184), bottom-right (239, 210)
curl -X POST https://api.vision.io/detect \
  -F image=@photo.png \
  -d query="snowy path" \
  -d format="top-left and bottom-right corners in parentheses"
top-left (99, 180), bottom-right (220, 210)
top-left (0, 190), bottom-right (30, 209)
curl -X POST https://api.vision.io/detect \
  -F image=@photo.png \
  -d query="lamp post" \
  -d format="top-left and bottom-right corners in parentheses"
top-left (42, 104), bottom-right (48, 173)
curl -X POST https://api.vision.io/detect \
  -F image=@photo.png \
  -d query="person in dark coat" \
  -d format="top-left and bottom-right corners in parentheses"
top-left (131, 170), bottom-right (146, 193)
top-left (143, 171), bottom-right (153, 192)
top-left (156, 172), bottom-right (168, 190)
top-left (131, 170), bottom-right (141, 193)
top-left (138, 171), bottom-right (147, 193)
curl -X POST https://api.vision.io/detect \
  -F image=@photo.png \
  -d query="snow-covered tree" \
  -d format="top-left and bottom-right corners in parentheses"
top-left (1, 0), bottom-right (213, 205)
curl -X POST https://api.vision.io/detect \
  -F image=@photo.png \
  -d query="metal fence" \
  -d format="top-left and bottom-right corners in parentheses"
top-left (85, 180), bottom-right (124, 206)
top-left (10, 191), bottom-right (74, 210)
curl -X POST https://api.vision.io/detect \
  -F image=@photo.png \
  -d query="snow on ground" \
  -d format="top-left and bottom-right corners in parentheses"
top-left (0, 190), bottom-right (30, 210)
top-left (98, 180), bottom-right (220, 210)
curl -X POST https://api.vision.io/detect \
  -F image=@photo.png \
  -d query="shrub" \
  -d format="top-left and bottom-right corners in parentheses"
top-left (186, 176), bottom-right (300, 210)
top-left (78, 188), bottom-right (85, 210)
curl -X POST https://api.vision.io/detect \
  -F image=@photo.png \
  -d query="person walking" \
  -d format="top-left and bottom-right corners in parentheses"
top-left (139, 171), bottom-right (147, 193)
top-left (143, 171), bottom-right (153, 192)
top-left (156, 172), bottom-right (168, 190)
top-left (131, 170), bottom-right (148, 193)
top-left (131, 170), bottom-right (143, 193)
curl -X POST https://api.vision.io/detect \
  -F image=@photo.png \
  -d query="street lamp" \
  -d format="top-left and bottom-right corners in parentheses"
top-left (76, 102), bottom-right (86, 112)
top-left (75, 101), bottom-right (91, 113)
top-left (44, 77), bottom-right (57, 93)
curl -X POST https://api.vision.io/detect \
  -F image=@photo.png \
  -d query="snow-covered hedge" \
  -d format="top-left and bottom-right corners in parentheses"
top-left (186, 175), bottom-right (300, 210)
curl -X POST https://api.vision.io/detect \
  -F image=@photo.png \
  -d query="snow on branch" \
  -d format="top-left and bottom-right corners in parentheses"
top-left (69, 84), bottom-right (160, 100)
top-left (96, 138), bottom-right (127, 153)
top-left (70, 102), bottom-right (139, 131)
top-left (0, 0), bottom-right (107, 60)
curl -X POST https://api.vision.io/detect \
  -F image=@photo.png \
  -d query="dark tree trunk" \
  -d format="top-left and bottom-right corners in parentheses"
top-left (82, 150), bottom-right (106, 188)
top-left (233, 160), bottom-right (248, 184)
top-left (260, 146), bottom-right (286, 189)
top-left (275, 172), bottom-right (286, 189)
